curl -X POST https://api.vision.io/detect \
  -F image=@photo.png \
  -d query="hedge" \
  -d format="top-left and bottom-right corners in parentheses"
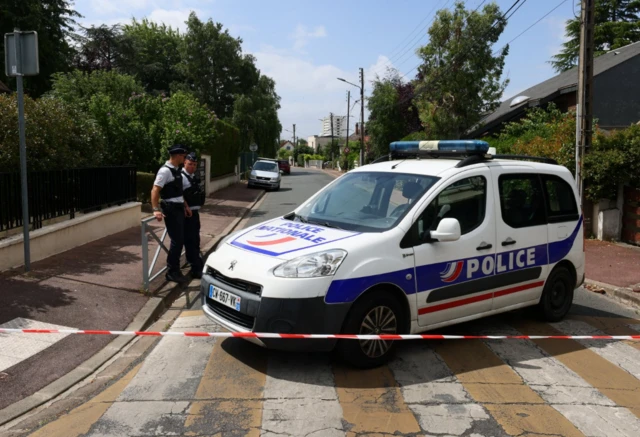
top-left (204, 119), bottom-right (241, 178)
top-left (136, 172), bottom-right (156, 203)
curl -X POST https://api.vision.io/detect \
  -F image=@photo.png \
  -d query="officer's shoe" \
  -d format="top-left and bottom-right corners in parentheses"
top-left (166, 270), bottom-right (189, 284)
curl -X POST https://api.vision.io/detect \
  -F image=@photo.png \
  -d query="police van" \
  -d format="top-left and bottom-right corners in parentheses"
top-left (201, 140), bottom-right (584, 367)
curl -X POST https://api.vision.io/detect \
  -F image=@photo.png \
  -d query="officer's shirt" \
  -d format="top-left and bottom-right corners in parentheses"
top-left (153, 161), bottom-right (184, 203)
top-left (182, 169), bottom-right (201, 211)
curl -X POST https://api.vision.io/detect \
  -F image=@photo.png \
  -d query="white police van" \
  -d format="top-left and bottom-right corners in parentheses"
top-left (201, 140), bottom-right (584, 367)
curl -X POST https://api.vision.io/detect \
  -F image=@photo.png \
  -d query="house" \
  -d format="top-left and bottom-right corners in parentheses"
top-left (466, 41), bottom-right (640, 138)
top-left (279, 140), bottom-right (294, 152)
top-left (307, 135), bottom-right (334, 152)
top-left (0, 80), bottom-right (11, 94)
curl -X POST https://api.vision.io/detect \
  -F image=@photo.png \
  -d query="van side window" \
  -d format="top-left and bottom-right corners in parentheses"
top-left (542, 175), bottom-right (579, 222)
top-left (499, 174), bottom-right (546, 228)
top-left (420, 176), bottom-right (487, 236)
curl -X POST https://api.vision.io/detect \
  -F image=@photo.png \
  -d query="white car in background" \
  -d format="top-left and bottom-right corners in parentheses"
top-left (248, 160), bottom-right (281, 191)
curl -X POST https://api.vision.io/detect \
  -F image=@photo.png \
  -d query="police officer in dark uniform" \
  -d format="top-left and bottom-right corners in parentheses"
top-left (151, 144), bottom-right (189, 283)
top-left (182, 152), bottom-right (205, 278)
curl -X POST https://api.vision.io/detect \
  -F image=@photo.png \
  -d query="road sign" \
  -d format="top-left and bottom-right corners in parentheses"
top-left (344, 147), bottom-right (350, 154)
top-left (249, 143), bottom-right (258, 152)
top-left (5, 31), bottom-right (39, 77)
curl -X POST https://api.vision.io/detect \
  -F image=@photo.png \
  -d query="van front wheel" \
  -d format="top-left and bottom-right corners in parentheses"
top-left (538, 266), bottom-right (574, 322)
top-left (337, 291), bottom-right (403, 368)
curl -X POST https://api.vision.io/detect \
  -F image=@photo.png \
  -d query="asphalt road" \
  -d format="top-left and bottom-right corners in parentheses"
top-left (7, 168), bottom-right (640, 437)
top-left (245, 166), bottom-right (335, 227)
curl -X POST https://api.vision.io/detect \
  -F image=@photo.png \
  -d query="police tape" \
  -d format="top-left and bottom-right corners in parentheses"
top-left (0, 328), bottom-right (639, 340)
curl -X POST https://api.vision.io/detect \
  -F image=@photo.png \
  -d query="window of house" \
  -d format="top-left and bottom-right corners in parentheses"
top-left (499, 174), bottom-right (546, 228)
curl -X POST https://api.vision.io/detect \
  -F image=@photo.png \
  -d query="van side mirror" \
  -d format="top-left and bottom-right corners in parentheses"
top-left (430, 218), bottom-right (461, 242)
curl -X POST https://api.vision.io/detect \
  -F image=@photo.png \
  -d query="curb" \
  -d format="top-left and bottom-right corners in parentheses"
top-left (0, 188), bottom-right (266, 427)
top-left (584, 279), bottom-right (640, 310)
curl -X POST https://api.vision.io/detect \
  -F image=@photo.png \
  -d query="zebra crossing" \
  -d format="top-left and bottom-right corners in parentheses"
top-left (24, 310), bottom-right (640, 437)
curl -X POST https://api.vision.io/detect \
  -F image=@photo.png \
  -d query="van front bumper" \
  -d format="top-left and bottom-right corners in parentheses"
top-left (200, 273), bottom-right (351, 352)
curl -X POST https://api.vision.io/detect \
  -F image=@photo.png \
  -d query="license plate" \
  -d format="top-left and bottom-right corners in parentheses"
top-left (208, 285), bottom-right (241, 311)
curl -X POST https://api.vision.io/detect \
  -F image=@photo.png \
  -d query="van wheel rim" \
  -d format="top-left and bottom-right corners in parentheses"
top-left (358, 306), bottom-right (397, 358)
top-left (550, 281), bottom-right (567, 308)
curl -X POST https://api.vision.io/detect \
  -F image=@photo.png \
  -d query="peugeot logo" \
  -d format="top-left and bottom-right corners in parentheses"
top-left (228, 260), bottom-right (237, 271)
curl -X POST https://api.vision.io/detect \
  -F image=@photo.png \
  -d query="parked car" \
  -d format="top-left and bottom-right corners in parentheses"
top-left (278, 160), bottom-right (291, 175)
top-left (247, 160), bottom-right (281, 190)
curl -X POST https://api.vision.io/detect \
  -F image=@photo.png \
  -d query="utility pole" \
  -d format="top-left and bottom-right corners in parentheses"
top-left (359, 67), bottom-right (365, 167)
top-left (293, 123), bottom-right (296, 148)
top-left (576, 0), bottom-right (595, 217)
top-left (345, 91), bottom-right (350, 161)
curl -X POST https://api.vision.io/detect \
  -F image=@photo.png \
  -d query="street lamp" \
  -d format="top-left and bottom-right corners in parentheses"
top-left (337, 70), bottom-right (365, 166)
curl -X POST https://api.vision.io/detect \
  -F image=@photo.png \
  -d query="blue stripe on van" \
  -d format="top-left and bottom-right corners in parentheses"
top-left (325, 217), bottom-right (582, 304)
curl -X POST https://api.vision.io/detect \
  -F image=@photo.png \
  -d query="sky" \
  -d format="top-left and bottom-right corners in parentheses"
top-left (74, 0), bottom-right (575, 142)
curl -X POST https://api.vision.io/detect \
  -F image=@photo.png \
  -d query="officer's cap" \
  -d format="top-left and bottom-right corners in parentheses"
top-left (168, 144), bottom-right (188, 155)
top-left (186, 152), bottom-right (198, 162)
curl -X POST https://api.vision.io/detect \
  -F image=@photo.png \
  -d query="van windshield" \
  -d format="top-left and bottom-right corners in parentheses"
top-left (293, 172), bottom-right (438, 232)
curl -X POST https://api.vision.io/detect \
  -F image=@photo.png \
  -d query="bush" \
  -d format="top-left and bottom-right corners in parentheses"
top-left (49, 70), bottom-right (144, 109)
top-left (0, 94), bottom-right (107, 171)
top-left (205, 120), bottom-right (240, 177)
top-left (136, 172), bottom-right (156, 203)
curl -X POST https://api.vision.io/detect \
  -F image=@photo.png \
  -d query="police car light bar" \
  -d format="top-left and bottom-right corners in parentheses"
top-left (389, 140), bottom-right (490, 155)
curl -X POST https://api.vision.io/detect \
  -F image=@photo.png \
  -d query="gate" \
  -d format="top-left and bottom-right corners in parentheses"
top-left (622, 185), bottom-right (640, 245)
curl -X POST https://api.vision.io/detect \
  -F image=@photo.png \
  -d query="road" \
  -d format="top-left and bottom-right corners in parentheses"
top-left (5, 167), bottom-right (640, 437)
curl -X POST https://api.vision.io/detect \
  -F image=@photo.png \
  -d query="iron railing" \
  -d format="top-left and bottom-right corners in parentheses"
top-left (0, 166), bottom-right (137, 232)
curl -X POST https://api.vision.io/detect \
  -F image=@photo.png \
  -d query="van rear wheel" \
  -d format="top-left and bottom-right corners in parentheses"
top-left (338, 291), bottom-right (403, 368)
top-left (538, 266), bottom-right (574, 322)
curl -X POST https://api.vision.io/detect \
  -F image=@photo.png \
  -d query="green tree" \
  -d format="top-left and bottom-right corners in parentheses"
top-left (0, 0), bottom-right (80, 96)
top-left (367, 69), bottom-right (406, 158)
top-left (550, 0), bottom-right (640, 73)
top-left (414, 1), bottom-right (509, 139)
top-left (49, 70), bottom-right (144, 110)
top-left (181, 12), bottom-right (260, 118)
top-left (119, 19), bottom-right (184, 94)
top-left (72, 24), bottom-right (126, 72)
top-left (232, 75), bottom-right (282, 158)
top-left (293, 145), bottom-right (314, 163)
top-left (297, 138), bottom-right (308, 147)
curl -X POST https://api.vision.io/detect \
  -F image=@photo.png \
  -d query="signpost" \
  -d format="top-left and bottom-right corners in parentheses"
top-left (249, 143), bottom-right (258, 152)
top-left (5, 30), bottom-right (39, 271)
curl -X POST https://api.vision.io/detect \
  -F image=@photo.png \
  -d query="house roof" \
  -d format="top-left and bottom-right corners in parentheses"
top-left (0, 80), bottom-right (11, 94)
top-left (466, 41), bottom-right (640, 138)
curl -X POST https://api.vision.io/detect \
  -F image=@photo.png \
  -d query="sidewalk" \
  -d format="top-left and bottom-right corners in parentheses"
top-left (585, 239), bottom-right (640, 294)
top-left (0, 182), bottom-right (263, 414)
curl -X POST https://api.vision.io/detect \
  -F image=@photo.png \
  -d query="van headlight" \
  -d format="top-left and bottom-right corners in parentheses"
top-left (273, 249), bottom-right (347, 278)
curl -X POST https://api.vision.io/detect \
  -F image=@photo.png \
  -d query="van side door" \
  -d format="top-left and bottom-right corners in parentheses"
top-left (490, 168), bottom-right (550, 311)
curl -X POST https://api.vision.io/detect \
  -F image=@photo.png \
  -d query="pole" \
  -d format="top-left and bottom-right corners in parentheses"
top-left (345, 91), bottom-right (350, 162)
top-left (359, 67), bottom-right (365, 166)
top-left (576, 0), bottom-right (595, 217)
top-left (14, 30), bottom-right (30, 271)
top-left (293, 124), bottom-right (296, 148)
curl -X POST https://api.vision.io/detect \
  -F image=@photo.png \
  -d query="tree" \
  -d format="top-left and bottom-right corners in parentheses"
top-left (119, 19), bottom-right (185, 94)
top-left (414, 1), bottom-right (509, 139)
top-left (0, 0), bottom-right (80, 96)
top-left (293, 145), bottom-right (314, 162)
top-left (297, 138), bottom-right (308, 147)
top-left (232, 75), bottom-right (282, 158)
top-left (181, 13), bottom-right (260, 118)
top-left (72, 24), bottom-right (126, 72)
top-left (550, 0), bottom-right (640, 73)
top-left (367, 69), bottom-right (407, 158)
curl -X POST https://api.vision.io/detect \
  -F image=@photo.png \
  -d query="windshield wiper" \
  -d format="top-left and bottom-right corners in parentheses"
top-left (308, 220), bottom-right (343, 230)
top-left (285, 212), bottom-right (308, 223)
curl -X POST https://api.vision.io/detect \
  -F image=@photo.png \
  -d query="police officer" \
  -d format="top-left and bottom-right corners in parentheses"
top-left (182, 152), bottom-right (205, 278)
top-left (151, 144), bottom-right (189, 284)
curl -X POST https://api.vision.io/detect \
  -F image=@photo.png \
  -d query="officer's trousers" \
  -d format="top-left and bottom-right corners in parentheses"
top-left (161, 202), bottom-right (185, 272)
top-left (184, 210), bottom-right (203, 273)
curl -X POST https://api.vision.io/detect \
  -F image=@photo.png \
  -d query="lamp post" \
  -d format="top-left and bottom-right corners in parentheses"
top-left (337, 69), bottom-right (365, 166)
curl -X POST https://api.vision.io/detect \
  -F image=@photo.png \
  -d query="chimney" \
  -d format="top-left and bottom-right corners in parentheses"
top-left (355, 123), bottom-right (359, 135)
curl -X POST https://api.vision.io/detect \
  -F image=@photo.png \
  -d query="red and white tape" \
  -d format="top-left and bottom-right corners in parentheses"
top-left (1, 328), bottom-right (639, 340)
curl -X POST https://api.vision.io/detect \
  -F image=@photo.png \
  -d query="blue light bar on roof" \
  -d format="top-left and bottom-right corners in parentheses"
top-left (389, 140), bottom-right (490, 154)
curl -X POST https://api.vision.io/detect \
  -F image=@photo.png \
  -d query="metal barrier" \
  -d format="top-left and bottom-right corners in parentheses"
top-left (141, 215), bottom-right (185, 292)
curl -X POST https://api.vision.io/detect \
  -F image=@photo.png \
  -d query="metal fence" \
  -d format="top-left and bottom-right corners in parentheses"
top-left (0, 166), bottom-right (137, 232)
